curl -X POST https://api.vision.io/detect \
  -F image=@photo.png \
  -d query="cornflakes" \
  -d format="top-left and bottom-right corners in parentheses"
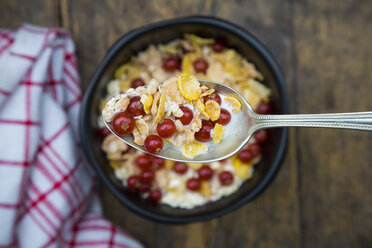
top-left (165, 159), bottom-right (174, 170)
top-left (248, 78), bottom-right (271, 101)
top-left (200, 88), bottom-right (215, 97)
top-left (154, 92), bottom-right (166, 124)
top-left (224, 96), bottom-right (241, 113)
top-left (196, 99), bottom-right (210, 119)
top-left (140, 94), bottom-right (153, 114)
top-left (184, 34), bottom-right (214, 45)
top-left (119, 80), bottom-right (131, 90)
top-left (200, 181), bottom-right (212, 197)
top-left (212, 123), bottom-right (224, 144)
top-left (186, 162), bottom-right (203, 169)
top-left (109, 161), bottom-right (122, 169)
top-left (177, 73), bottom-right (201, 101)
top-left (182, 141), bottom-right (208, 158)
top-left (182, 53), bottom-right (197, 74)
top-left (233, 158), bottom-right (253, 179)
top-left (241, 86), bottom-right (261, 109)
top-left (114, 62), bottom-right (131, 79)
top-left (205, 100), bottom-right (221, 121)
top-left (135, 119), bottom-right (149, 136)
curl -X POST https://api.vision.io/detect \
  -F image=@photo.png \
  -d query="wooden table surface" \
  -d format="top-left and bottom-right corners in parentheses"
top-left (1, 1), bottom-right (371, 247)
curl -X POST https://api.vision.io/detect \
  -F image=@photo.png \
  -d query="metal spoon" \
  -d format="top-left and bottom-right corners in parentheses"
top-left (104, 79), bottom-right (372, 163)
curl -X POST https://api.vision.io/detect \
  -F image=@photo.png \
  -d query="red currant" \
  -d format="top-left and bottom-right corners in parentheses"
top-left (138, 183), bottom-right (151, 193)
top-left (162, 56), bottom-right (181, 72)
top-left (149, 189), bottom-right (162, 202)
top-left (127, 96), bottom-right (145, 117)
top-left (193, 58), bottom-right (209, 73)
top-left (254, 130), bottom-right (269, 144)
top-left (203, 92), bottom-right (221, 105)
top-left (248, 143), bottom-right (262, 156)
top-left (186, 178), bottom-right (201, 191)
top-left (212, 39), bottom-right (226, 53)
top-left (157, 119), bottom-right (176, 138)
top-left (112, 112), bottom-right (135, 135)
top-left (140, 170), bottom-right (154, 183)
top-left (151, 156), bottom-right (165, 170)
top-left (99, 127), bottom-right (110, 138)
top-left (197, 165), bottom-right (213, 180)
top-left (219, 171), bottom-right (234, 186)
top-left (126, 175), bottom-right (140, 190)
top-left (257, 102), bottom-right (272, 115)
top-left (238, 149), bottom-right (254, 163)
top-left (144, 135), bottom-right (163, 154)
top-left (135, 155), bottom-right (152, 170)
top-left (176, 106), bottom-right (194, 125)
top-left (214, 108), bottom-right (231, 125)
top-left (195, 120), bottom-right (214, 142)
top-left (131, 78), bottom-right (145, 89)
top-left (173, 162), bottom-right (188, 174)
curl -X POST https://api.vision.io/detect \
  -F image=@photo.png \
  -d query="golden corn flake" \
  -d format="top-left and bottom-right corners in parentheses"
top-left (182, 141), bottom-right (208, 158)
top-left (200, 88), bottom-right (215, 97)
top-left (158, 40), bottom-right (180, 55)
top-left (184, 34), bottom-right (214, 45)
top-left (107, 152), bottom-right (121, 161)
top-left (241, 85), bottom-right (261, 110)
top-left (165, 159), bottom-right (174, 170)
top-left (186, 162), bottom-right (203, 169)
top-left (109, 160), bottom-right (122, 169)
top-left (100, 99), bottom-right (108, 113)
top-left (177, 73), bottom-right (201, 101)
top-left (248, 78), bottom-right (271, 101)
top-left (205, 100), bottom-right (220, 121)
top-left (212, 123), bottom-right (224, 144)
top-left (200, 181), bottom-right (212, 197)
top-left (233, 158), bottom-right (253, 179)
top-left (182, 53), bottom-right (197, 74)
top-left (196, 99), bottom-right (210, 119)
top-left (224, 96), bottom-right (241, 113)
top-left (114, 62), bottom-right (131, 79)
top-left (119, 80), bottom-right (131, 90)
top-left (140, 94), bottom-right (153, 114)
top-left (235, 164), bottom-right (253, 179)
top-left (135, 119), bottom-right (149, 136)
top-left (154, 92), bottom-right (167, 124)
top-left (168, 180), bottom-right (186, 197)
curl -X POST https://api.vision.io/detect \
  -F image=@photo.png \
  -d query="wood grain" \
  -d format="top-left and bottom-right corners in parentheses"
top-left (0, 0), bottom-right (371, 247)
top-left (0, 0), bottom-right (60, 28)
top-left (293, 1), bottom-right (372, 247)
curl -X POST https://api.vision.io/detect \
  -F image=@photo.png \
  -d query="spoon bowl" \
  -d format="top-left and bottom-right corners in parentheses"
top-left (104, 79), bottom-right (256, 163)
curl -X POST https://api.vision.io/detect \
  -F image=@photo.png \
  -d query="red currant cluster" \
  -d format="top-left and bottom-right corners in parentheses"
top-left (195, 92), bottom-right (232, 142)
top-left (109, 94), bottom-right (182, 154)
top-left (162, 39), bottom-right (226, 73)
top-left (126, 154), bottom-right (165, 203)
top-left (172, 161), bottom-right (235, 192)
top-left (237, 132), bottom-right (269, 164)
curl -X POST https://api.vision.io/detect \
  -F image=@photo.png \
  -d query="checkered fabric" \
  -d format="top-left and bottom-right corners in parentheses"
top-left (0, 24), bottom-right (143, 248)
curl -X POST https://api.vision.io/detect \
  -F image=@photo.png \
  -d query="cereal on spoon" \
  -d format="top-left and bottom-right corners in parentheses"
top-left (98, 34), bottom-right (271, 208)
top-left (102, 73), bottom-right (242, 158)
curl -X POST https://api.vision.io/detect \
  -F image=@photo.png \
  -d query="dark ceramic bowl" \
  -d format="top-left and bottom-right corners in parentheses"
top-left (80, 16), bottom-right (288, 223)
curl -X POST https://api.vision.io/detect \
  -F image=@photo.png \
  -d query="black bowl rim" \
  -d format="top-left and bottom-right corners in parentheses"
top-left (79, 15), bottom-right (289, 224)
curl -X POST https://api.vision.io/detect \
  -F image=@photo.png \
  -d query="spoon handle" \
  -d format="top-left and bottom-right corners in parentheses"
top-left (250, 111), bottom-right (372, 134)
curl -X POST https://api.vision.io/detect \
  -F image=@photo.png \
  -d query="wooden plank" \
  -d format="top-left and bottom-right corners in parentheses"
top-left (293, 1), bottom-right (372, 247)
top-left (61, 0), bottom-right (300, 247)
top-left (0, 0), bottom-right (60, 28)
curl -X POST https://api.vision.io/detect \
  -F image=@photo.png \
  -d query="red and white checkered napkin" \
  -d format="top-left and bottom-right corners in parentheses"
top-left (0, 24), bottom-right (143, 248)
